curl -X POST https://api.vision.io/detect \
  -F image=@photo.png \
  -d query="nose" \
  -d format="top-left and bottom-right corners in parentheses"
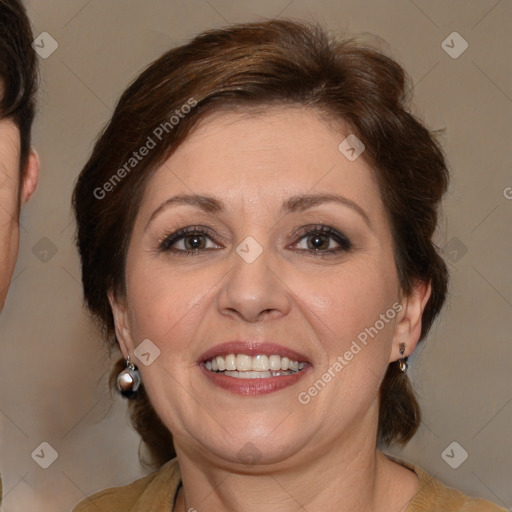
top-left (216, 244), bottom-right (292, 323)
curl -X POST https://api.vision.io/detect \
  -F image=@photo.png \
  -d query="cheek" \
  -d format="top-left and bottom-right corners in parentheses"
top-left (125, 258), bottom-right (219, 347)
top-left (290, 258), bottom-right (398, 347)
top-left (299, 263), bottom-right (398, 404)
top-left (0, 177), bottom-right (20, 226)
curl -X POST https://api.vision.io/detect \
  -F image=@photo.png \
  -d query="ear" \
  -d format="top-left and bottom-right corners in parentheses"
top-left (108, 289), bottom-right (134, 359)
top-left (20, 150), bottom-right (40, 204)
top-left (390, 280), bottom-right (432, 363)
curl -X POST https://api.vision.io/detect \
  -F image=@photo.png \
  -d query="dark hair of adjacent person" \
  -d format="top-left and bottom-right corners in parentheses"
top-left (73, 19), bottom-right (449, 467)
top-left (0, 0), bottom-right (37, 178)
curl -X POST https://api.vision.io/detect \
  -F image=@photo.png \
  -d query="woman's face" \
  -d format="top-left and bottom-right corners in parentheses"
top-left (0, 119), bottom-right (39, 313)
top-left (0, 118), bottom-right (38, 312)
top-left (0, 119), bottom-right (21, 311)
top-left (112, 107), bottom-right (425, 467)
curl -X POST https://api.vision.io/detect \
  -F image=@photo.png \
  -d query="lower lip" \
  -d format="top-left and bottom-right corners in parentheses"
top-left (200, 364), bottom-right (311, 395)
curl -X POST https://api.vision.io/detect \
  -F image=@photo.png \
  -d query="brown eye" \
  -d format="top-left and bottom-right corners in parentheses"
top-left (292, 225), bottom-right (351, 254)
top-left (159, 226), bottom-right (221, 254)
top-left (182, 234), bottom-right (207, 250)
top-left (306, 233), bottom-right (331, 251)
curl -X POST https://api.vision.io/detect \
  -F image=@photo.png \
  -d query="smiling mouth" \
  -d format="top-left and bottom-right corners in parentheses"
top-left (204, 354), bottom-right (306, 379)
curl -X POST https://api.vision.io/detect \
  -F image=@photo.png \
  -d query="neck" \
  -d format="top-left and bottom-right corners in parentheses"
top-left (173, 418), bottom-right (417, 512)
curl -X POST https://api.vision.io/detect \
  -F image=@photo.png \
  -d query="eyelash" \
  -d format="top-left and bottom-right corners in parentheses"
top-left (157, 224), bottom-right (352, 257)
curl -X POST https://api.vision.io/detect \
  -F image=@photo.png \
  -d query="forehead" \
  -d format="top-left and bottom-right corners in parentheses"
top-left (140, 106), bottom-right (383, 216)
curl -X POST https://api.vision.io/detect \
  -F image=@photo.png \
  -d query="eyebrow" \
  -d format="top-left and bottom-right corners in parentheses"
top-left (145, 192), bottom-right (370, 230)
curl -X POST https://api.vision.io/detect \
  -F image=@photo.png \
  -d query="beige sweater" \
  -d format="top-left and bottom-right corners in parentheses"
top-left (73, 458), bottom-right (507, 511)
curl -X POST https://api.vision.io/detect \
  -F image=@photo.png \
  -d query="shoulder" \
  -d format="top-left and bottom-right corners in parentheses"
top-left (407, 463), bottom-right (507, 512)
top-left (72, 458), bottom-right (181, 512)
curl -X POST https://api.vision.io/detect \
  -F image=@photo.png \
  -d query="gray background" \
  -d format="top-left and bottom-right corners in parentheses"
top-left (0, 1), bottom-right (510, 510)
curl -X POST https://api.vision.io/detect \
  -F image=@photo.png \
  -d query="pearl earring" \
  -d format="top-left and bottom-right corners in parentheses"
top-left (398, 343), bottom-right (408, 373)
top-left (116, 356), bottom-right (141, 397)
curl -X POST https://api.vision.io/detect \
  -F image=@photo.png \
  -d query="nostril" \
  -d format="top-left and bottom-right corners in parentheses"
top-left (260, 309), bottom-right (277, 320)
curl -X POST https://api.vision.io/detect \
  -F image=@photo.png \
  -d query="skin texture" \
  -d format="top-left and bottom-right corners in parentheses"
top-left (111, 107), bottom-right (431, 512)
top-left (0, 118), bottom-right (39, 312)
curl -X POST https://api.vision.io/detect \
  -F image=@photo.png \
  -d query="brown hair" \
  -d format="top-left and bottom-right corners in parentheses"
top-left (73, 19), bottom-right (449, 466)
top-left (0, 0), bottom-right (38, 176)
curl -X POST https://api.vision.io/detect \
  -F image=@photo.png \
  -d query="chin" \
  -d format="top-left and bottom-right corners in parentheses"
top-left (189, 421), bottom-right (310, 469)
top-left (206, 440), bottom-right (304, 469)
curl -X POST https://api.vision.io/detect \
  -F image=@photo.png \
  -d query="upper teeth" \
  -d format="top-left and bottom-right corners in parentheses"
top-left (205, 354), bottom-right (305, 372)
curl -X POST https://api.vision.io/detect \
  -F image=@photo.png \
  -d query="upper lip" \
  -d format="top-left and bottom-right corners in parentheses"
top-left (198, 341), bottom-right (310, 364)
